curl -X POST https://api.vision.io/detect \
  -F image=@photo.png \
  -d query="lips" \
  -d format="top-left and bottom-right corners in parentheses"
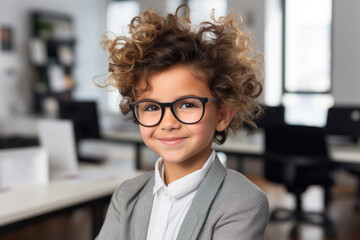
top-left (157, 137), bottom-right (187, 146)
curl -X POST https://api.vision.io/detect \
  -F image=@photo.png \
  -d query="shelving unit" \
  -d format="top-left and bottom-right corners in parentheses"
top-left (28, 11), bottom-right (76, 114)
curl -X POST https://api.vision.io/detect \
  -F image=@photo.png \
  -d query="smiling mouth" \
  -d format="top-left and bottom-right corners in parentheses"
top-left (157, 137), bottom-right (187, 146)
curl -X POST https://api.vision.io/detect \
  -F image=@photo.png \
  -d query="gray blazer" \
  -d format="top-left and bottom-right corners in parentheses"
top-left (96, 157), bottom-right (269, 240)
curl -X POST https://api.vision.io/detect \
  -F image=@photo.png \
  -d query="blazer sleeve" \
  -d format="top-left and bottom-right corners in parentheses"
top-left (95, 171), bottom-right (154, 240)
top-left (95, 186), bottom-right (123, 240)
top-left (212, 188), bottom-right (269, 240)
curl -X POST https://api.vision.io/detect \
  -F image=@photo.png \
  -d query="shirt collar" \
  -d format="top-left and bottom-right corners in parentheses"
top-left (153, 150), bottom-right (216, 200)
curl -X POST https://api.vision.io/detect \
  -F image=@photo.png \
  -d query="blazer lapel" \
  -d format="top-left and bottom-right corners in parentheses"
top-left (131, 175), bottom-right (155, 240)
top-left (177, 156), bottom-right (227, 240)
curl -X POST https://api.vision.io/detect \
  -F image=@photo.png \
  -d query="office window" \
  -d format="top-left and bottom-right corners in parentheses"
top-left (265, 0), bottom-right (333, 126)
top-left (284, 0), bottom-right (332, 93)
top-left (106, 1), bottom-right (140, 113)
top-left (283, 93), bottom-right (333, 126)
top-left (283, 0), bottom-right (333, 126)
top-left (264, 0), bottom-right (283, 106)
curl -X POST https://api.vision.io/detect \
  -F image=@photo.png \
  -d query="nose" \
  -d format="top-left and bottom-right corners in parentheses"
top-left (159, 107), bottom-right (181, 130)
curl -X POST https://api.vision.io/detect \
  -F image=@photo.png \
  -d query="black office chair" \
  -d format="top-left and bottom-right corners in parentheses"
top-left (58, 100), bottom-right (103, 163)
top-left (256, 105), bottom-right (285, 128)
top-left (325, 106), bottom-right (360, 143)
top-left (264, 124), bottom-right (334, 236)
top-left (243, 105), bottom-right (285, 134)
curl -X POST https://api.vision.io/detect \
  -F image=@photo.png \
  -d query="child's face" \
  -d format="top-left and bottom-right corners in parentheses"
top-left (135, 65), bottom-right (233, 166)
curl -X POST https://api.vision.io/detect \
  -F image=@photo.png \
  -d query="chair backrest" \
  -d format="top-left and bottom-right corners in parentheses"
top-left (264, 124), bottom-right (330, 187)
top-left (325, 106), bottom-right (360, 138)
top-left (265, 124), bottom-right (328, 158)
top-left (58, 100), bottom-right (101, 142)
top-left (256, 105), bottom-right (285, 128)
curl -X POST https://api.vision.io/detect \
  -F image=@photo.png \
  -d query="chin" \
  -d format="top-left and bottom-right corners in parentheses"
top-left (161, 155), bottom-right (187, 164)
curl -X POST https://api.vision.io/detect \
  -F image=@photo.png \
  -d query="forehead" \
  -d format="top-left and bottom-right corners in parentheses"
top-left (135, 65), bottom-right (212, 101)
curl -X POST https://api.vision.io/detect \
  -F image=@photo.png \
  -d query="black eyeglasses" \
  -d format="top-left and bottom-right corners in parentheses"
top-left (129, 96), bottom-right (218, 127)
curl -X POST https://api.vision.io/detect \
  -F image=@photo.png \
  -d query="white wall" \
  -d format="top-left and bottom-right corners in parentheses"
top-left (228, 0), bottom-right (265, 103)
top-left (0, 0), bottom-right (109, 119)
top-left (228, 0), bottom-right (265, 53)
top-left (332, 0), bottom-right (360, 104)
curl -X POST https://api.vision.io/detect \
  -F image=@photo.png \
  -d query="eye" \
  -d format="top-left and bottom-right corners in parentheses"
top-left (143, 104), bottom-right (160, 112)
top-left (180, 102), bottom-right (197, 109)
top-left (177, 98), bottom-right (202, 109)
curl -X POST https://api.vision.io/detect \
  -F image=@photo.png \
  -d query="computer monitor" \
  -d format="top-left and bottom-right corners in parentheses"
top-left (58, 100), bottom-right (101, 142)
top-left (58, 100), bottom-right (103, 163)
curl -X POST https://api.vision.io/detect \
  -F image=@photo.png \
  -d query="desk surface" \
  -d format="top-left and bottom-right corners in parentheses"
top-left (0, 164), bottom-right (143, 227)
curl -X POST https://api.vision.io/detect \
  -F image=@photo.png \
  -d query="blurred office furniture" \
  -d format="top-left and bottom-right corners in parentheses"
top-left (0, 117), bottom-right (39, 149)
top-left (325, 106), bottom-right (360, 143)
top-left (58, 100), bottom-right (103, 163)
top-left (103, 126), bottom-right (360, 172)
top-left (0, 147), bottom-right (48, 189)
top-left (29, 11), bottom-right (76, 113)
top-left (0, 163), bottom-right (143, 239)
top-left (238, 105), bottom-right (285, 172)
top-left (242, 105), bottom-right (285, 132)
top-left (0, 136), bottom-right (39, 149)
top-left (58, 100), bottom-right (139, 168)
top-left (255, 105), bottom-right (285, 128)
top-left (264, 125), bottom-right (334, 236)
top-left (37, 119), bottom-right (79, 178)
top-left (325, 105), bottom-right (360, 210)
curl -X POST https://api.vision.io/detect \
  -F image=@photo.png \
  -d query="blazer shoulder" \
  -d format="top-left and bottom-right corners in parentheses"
top-left (113, 171), bottom-right (154, 200)
top-left (200, 169), bottom-right (269, 240)
top-left (221, 169), bottom-right (268, 206)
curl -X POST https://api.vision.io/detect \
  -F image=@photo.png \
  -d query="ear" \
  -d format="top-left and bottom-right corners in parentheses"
top-left (216, 109), bottom-right (236, 132)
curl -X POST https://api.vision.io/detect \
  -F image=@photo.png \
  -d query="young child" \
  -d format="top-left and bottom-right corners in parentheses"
top-left (96, 4), bottom-right (268, 240)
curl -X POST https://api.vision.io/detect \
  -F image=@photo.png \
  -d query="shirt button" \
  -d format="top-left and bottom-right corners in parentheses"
top-left (163, 190), bottom-right (169, 197)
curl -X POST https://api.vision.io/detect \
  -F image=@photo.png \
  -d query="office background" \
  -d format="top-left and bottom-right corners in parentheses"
top-left (1, 0), bottom-right (360, 240)
top-left (1, 0), bottom-right (360, 122)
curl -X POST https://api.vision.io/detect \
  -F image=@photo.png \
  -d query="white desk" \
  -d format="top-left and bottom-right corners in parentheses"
top-left (328, 145), bottom-right (360, 165)
top-left (0, 163), bottom-right (144, 237)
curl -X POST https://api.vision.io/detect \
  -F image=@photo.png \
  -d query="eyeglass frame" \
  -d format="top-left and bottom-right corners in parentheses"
top-left (129, 96), bottom-right (218, 127)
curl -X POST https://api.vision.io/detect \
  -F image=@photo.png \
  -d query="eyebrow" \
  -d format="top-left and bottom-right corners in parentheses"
top-left (137, 94), bottom-right (202, 102)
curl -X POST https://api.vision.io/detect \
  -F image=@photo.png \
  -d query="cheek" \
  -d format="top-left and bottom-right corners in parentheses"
top-left (139, 126), bottom-right (154, 143)
top-left (201, 107), bottom-right (220, 131)
top-left (187, 120), bottom-right (217, 143)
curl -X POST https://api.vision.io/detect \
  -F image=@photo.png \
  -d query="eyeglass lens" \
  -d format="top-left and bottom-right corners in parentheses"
top-left (134, 98), bottom-right (204, 126)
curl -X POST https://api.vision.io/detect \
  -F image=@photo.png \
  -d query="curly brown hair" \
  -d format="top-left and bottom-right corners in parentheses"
top-left (101, 4), bottom-right (263, 144)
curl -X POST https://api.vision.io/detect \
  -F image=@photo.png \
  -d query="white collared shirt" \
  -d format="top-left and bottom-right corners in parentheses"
top-left (146, 150), bottom-right (216, 240)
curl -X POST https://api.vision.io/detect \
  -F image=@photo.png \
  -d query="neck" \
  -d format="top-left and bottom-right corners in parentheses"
top-left (163, 147), bottom-right (212, 185)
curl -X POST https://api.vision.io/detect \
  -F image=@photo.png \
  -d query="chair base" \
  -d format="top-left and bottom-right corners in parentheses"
top-left (270, 207), bottom-right (335, 237)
